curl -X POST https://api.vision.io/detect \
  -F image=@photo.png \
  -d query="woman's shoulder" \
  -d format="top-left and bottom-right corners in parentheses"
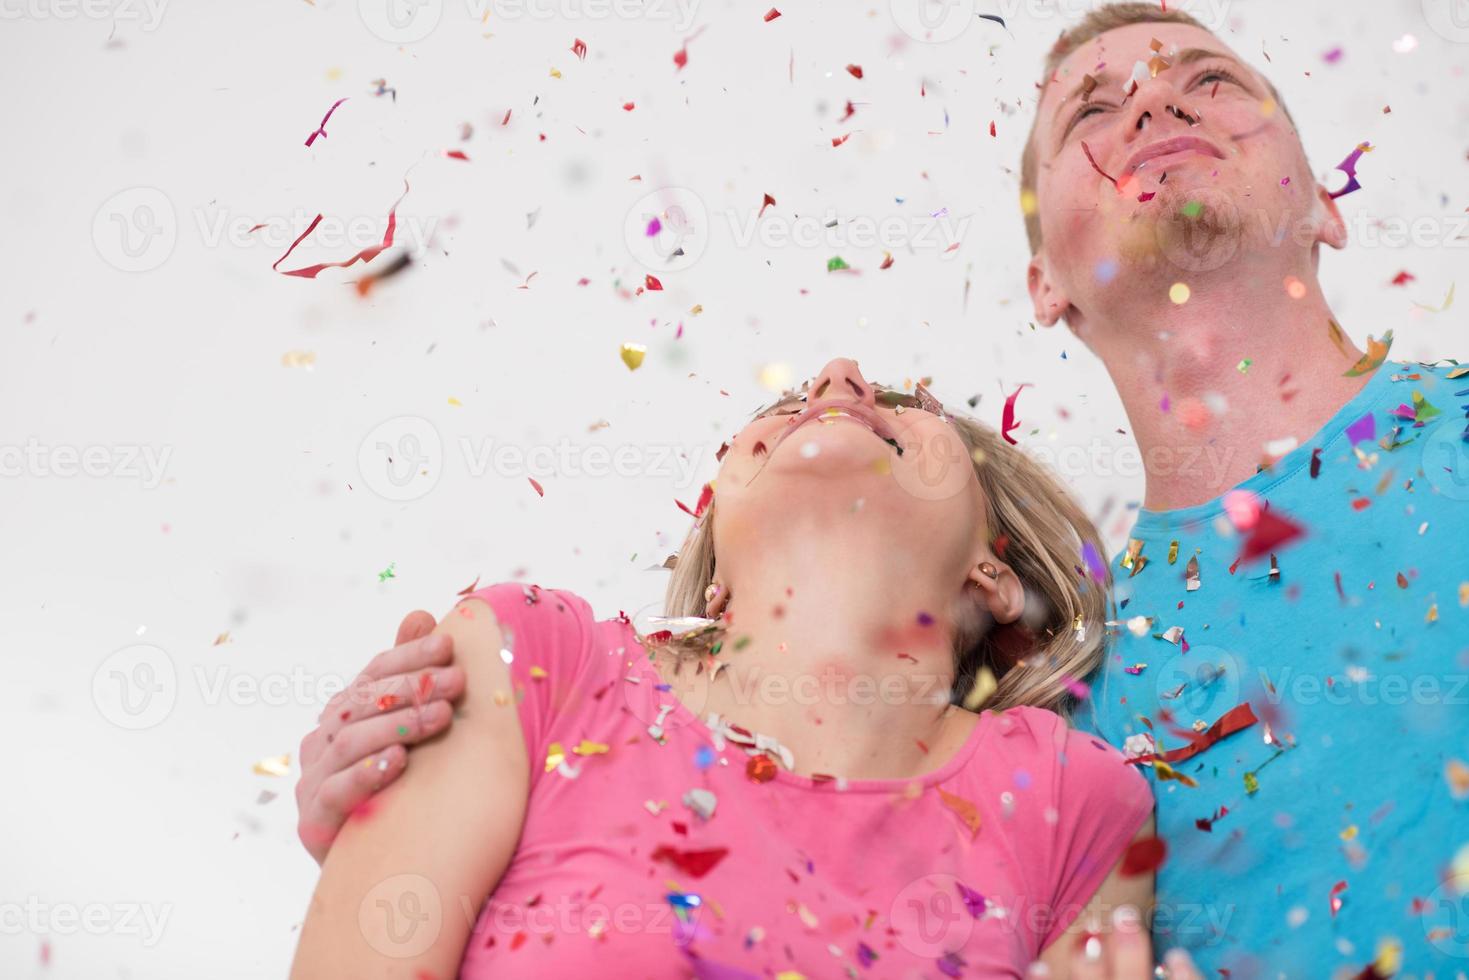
top-left (978, 703), bottom-right (1152, 808)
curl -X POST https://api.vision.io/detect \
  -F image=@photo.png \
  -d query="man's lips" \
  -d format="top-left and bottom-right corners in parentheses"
top-left (1124, 136), bottom-right (1225, 177)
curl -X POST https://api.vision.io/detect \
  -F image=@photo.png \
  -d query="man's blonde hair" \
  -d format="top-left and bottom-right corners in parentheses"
top-left (654, 394), bottom-right (1111, 717)
top-left (1020, 2), bottom-right (1292, 254)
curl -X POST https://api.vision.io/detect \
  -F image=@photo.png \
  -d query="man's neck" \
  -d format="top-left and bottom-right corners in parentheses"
top-left (1089, 265), bottom-right (1369, 512)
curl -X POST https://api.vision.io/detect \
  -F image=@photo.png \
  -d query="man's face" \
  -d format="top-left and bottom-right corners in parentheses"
top-left (1028, 22), bottom-right (1337, 327)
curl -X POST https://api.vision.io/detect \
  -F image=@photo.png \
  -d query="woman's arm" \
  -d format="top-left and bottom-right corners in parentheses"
top-left (290, 597), bottom-right (530, 979)
top-left (1035, 815), bottom-right (1165, 979)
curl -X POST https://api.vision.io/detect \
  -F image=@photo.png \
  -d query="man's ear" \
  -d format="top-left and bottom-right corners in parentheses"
top-left (1312, 182), bottom-right (1348, 250)
top-left (1027, 250), bottom-right (1069, 327)
top-left (968, 561), bottom-right (1025, 626)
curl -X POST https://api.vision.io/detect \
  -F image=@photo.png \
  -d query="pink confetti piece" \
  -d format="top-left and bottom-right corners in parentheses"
top-left (1000, 383), bottom-right (1031, 445)
top-left (272, 180), bottom-right (410, 279)
top-left (304, 97), bottom-right (348, 148)
top-left (1327, 141), bottom-right (1372, 200)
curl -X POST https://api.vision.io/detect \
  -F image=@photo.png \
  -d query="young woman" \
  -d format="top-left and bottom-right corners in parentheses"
top-left (291, 357), bottom-right (1194, 979)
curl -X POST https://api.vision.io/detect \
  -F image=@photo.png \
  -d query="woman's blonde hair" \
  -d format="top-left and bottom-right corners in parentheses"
top-left (653, 389), bottom-right (1111, 717)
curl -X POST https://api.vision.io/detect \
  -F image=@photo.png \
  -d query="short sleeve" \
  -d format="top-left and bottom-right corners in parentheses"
top-left (457, 583), bottom-right (606, 790)
top-left (1037, 712), bottom-right (1155, 948)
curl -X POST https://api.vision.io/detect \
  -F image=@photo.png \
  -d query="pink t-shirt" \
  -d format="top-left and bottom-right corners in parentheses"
top-left (457, 583), bottom-right (1153, 980)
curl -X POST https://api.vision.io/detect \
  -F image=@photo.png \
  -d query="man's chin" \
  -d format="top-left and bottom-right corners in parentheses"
top-left (1114, 182), bottom-right (1247, 276)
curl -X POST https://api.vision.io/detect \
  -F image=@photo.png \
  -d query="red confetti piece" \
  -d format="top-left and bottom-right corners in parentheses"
top-left (1080, 140), bottom-right (1118, 187)
top-left (651, 845), bottom-right (729, 878)
top-left (1156, 702), bottom-right (1258, 765)
top-left (1237, 508), bottom-right (1304, 564)
top-left (747, 754), bottom-right (778, 783)
top-left (457, 575), bottom-right (481, 596)
top-left (272, 180), bottom-right (410, 279)
top-left (571, 37), bottom-right (587, 60)
top-left (501, 109), bottom-right (512, 126)
top-left (1120, 835), bottom-right (1167, 876)
top-left (1194, 805), bottom-right (1230, 832)
top-left (758, 192), bottom-right (777, 217)
top-left (988, 120), bottom-right (996, 137)
top-left (1390, 270), bottom-right (1415, 286)
top-left (304, 97), bottom-right (348, 148)
top-left (831, 133), bottom-right (851, 147)
top-left (1137, 191), bottom-right (1156, 202)
top-left (1000, 383), bottom-right (1031, 445)
top-left (416, 671), bottom-right (435, 702)
top-left (645, 273), bottom-right (664, 291)
top-left (622, 101), bottom-right (636, 111)
top-left (377, 694), bottom-right (401, 711)
top-left (763, 7), bottom-right (781, 20)
top-left (673, 45), bottom-right (688, 70)
top-left (846, 64), bottom-right (863, 79)
top-left (528, 477), bottom-right (544, 497)
top-left (879, 252), bottom-right (894, 270)
top-left (1329, 880), bottom-right (1348, 917)
top-left (444, 149), bottom-right (470, 161)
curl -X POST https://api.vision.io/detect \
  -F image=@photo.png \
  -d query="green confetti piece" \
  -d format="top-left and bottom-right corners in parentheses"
top-left (826, 255), bottom-right (850, 272)
top-left (1237, 358), bottom-right (1253, 374)
top-left (1412, 391), bottom-right (1441, 421)
top-left (1243, 771), bottom-right (1259, 795)
top-left (377, 562), bottom-right (397, 583)
top-left (1181, 200), bottom-right (1203, 218)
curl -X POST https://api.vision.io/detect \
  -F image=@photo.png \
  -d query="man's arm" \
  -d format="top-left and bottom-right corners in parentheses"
top-left (290, 598), bottom-right (529, 978)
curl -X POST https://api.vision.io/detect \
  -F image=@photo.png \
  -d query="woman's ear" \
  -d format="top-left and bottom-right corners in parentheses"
top-left (1027, 251), bottom-right (1069, 328)
top-left (968, 560), bottom-right (1025, 625)
top-left (703, 575), bottom-right (730, 618)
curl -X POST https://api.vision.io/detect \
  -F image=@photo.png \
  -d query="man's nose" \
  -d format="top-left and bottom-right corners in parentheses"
top-left (1125, 76), bottom-right (1201, 144)
top-left (808, 358), bottom-right (877, 408)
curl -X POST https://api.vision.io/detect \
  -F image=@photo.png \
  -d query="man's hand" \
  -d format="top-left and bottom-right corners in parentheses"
top-left (295, 610), bottom-right (465, 864)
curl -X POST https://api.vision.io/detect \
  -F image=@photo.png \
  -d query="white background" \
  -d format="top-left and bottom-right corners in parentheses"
top-left (1, 0), bottom-right (1466, 975)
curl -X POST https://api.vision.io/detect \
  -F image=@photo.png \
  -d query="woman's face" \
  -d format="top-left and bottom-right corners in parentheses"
top-left (710, 357), bottom-right (989, 588)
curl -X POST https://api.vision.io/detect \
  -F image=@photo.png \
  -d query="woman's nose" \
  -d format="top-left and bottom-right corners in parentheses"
top-left (808, 358), bottom-right (877, 408)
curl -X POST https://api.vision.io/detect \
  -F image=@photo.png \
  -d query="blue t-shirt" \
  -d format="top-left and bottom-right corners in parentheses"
top-left (1077, 359), bottom-right (1469, 976)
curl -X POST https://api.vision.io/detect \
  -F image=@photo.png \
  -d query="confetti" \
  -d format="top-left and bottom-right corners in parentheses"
top-left (303, 97), bottom-right (348, 148)
top-left (1412, 282), bottom-right (1456, 314)
top-left (1079, 140), bottom-right (1118, 187)
top-left (1169, 282), bottom-right (1191, 304)
top-left (1345, 331), bottom-right (1393, 377)
top-left (651, 845), bottom-right (729, 878)
top-left (528, 477), bottom-right (544, 497)
top-left (273, 180), bottom-right (410, 279)
top-left (620, 342), bottom-right (647, 370)
top-left (1000, 383), bottom-right (1030, 445)
top-left (377, 562), bottom-right (397, 583)
top-left (253, 753), bottom-right (291, 776)
top-left (763, 7), bottom-right (781, 21)
top-left (1326, 141), bottom-right (1373, 200)
top-left (937, 788), bottom-right (982, 838)
top-left (1120, 836), bottom-right (1167, 876)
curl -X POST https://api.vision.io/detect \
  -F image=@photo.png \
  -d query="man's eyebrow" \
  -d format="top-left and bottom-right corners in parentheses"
top-left (1050, 46), bottom-right (1248, 138)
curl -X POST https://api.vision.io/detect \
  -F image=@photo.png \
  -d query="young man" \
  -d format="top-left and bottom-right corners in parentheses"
top-left (1022, 5), bottom-right (1467, 975)
top-left (295, 5), bottom-right (1467, 974)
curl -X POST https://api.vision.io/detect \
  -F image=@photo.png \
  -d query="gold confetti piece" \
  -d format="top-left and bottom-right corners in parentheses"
top-left (758, 362), bottom-right (792, 391)
top-left (213, 631), bottom-right (231, 646)
top-left (1374, 939), bottom-right (1403, 978)
top-left (794, 905), bottom-right (819, 930)
top-left (1345, 331), bottom-right (1393, 377)
top-left (962, 665), bottom-right (997, 711)
top-left (937, 788), bottom-right (982, 838)
top-left (620, 342), bottom-right (647, 370)
top-left (1326, 318), bottom-right (1351, 357)
top-left (253, 754), bottom-right (291, 777)
top-left (1121, 538), bottom-right (1145, 570)
top-left (1412, 282), bottom-right (1455, 314)
top-left (1447, 366), bottom-right (1469, 380)
top-left (1460, 583), bottom-right (1469, 607)
top-left (545, 741), bottom-right (566, 773)
top-left (280, 350), bottom-right (316, 368)
top-left (1167, 540), bottom-right (1179, 564)
top-left (549, 66), bottom-right (562, 78)
top-left (529, 665), bottom-right (548, 679)
top-left (1427, 603), bottom-right (1439, 623)
top-left (690, 304), bottom-right (703, 315)
top-left (1340, 825), bottom-right (1359, 841)
top-left (1447, 759), bottom-right (1469, 800)
top-left (448, 396), bottom-right (463, 407)
top-left (1019, 188), bottom-right (1038, 216)
top-left (573, 740), bottom-right (610, 756)
top-left (1154, 760), bottom-right (1198, 788)
top-left (1185, 554), bottom-right (1201, 592)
